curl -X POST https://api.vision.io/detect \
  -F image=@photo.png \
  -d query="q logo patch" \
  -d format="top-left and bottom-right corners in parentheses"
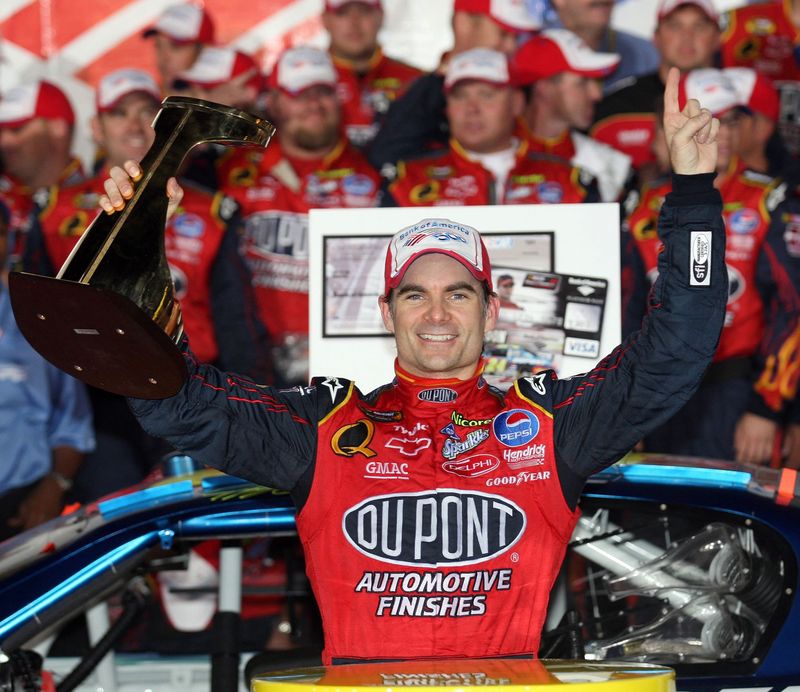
top-left (332, 418), bottom-right (377, 458)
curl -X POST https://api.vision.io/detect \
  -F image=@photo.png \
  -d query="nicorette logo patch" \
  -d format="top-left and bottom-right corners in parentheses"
top-left (492, 409), bottom-right (539, 447)
top-left (418, 388), bottom-right (458, 403)
top-left (342, 489), bottom-right (526, 567)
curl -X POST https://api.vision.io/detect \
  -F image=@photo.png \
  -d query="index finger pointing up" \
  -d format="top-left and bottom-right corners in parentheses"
top-left (664, 66), bottom-right (681, 118)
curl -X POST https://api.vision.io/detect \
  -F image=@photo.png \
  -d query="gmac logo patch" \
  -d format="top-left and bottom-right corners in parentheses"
top-left (342, 489), bottom-right (526, 567)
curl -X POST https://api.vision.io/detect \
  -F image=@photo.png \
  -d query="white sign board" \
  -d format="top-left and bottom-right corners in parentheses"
top-left (309, 204), bottom-right (620, 394)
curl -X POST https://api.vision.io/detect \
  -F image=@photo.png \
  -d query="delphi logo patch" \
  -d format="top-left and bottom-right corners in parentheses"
top-left (342, 489), bottom-right (526, 567)
top-left (690, 231), bottom-right (711, 286)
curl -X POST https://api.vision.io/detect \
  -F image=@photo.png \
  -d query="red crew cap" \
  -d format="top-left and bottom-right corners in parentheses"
top-left (454, 0), bottom-right (541, 33)
top-left (512, 28), bottom-right (620, 83)
top-left (0, 81), bottom-right (75, 129)
top-left (724, 67), bottom-right (779, 122)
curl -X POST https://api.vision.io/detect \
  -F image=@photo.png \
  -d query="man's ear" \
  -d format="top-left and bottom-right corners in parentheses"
top-left (511, 88), bottom-right (525, 118)
top-left (379, 295), bottom-right (395, 334)
top-left (485, 293), bottom-right (500, 333)
top-left (49, 118), bottom-right (70, 140)
top-left (89, 116), bottom-right (104, 147)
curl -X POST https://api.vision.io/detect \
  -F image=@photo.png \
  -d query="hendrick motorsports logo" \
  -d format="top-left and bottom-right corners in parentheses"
top-left (342, 489), bottom-right (526, 567)
top-left (492, 409), bottom-right (539, 447)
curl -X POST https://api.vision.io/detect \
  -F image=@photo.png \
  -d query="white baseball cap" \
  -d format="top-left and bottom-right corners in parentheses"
top-left (657, 0), bottom-right (718, 24)
top-left (268, 47), bottom-right (337, 95)
top-left (173, 47), bottom-right (261, 91)
top-left (679, 68), bottom-right (741, 116)
top-left (384, 218), bottom-right (493, 295)
top-left (97, 69), bottom-right (161, 113)
top-left (445, 48), bottom-right (512, 92)
top-left (724, 67), bottom-right (779, 122)
top-left (142, 3), bottom-right (215, 44)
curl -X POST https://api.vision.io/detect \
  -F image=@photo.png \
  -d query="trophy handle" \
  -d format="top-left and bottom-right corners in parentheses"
top-left (10, 97), bottom-right (276, 399)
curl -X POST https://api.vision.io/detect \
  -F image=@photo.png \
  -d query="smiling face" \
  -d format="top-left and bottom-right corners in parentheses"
top-left (271, 85), bottom-right (341, 153)
top-left (380, 253), bottom-right (499, 380)
top-left (92, 92), bottom-right (159, 167)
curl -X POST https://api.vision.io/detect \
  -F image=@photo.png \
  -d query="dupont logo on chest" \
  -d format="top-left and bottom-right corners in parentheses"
top-left (418, 388), bottom-right (458, 403)
top-left (342, 490), bottom-right (526, 567)
top-left (690, 231), bottom-right (711, 286)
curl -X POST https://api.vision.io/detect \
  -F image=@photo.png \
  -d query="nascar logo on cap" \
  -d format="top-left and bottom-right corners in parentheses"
top-left (493, 409), bottom-right (539, 447)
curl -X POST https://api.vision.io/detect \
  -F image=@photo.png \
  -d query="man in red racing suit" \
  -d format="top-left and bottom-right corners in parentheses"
top-left (118, 69), bottom-right (726, 664)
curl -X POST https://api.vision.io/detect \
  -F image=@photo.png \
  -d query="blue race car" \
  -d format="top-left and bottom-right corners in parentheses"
top-left (0, 455), bottom-right (797, 691)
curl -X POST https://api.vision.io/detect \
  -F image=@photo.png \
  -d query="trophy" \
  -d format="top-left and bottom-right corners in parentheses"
top-left (9, 97), bottom-right (275, 399)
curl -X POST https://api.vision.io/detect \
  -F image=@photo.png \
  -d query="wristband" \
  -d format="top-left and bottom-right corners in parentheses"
top-left (49, 471), bottom-right (74, 492)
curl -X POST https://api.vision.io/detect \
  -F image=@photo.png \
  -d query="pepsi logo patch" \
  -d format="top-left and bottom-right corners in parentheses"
top-left (172, 212), bottom-right (205, 238)
top-left (342, 173), bottom-right (375, 197)
top-left (728, 208), bottom-right (759, 234)
top-left (537, 182), bottom-right (564, 204)
top-left (493, 409), bottom-right (539, 448)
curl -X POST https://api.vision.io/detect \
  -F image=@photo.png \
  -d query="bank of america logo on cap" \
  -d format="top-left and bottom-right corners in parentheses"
top-left (384, 218), bottom-right (493, 293)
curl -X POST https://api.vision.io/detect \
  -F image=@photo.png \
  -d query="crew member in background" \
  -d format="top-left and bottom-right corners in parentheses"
top-left (0, 81), bottom-right (83, 269)
top-left (171, 46), bottom-right (264, 189)
top-left (591, 0), bottom-right (720, 179)
top-left (719, 0), bottom-right (800, 157)
top-left (386, 48), bottom-right (599, 206)
top-left (0, 199), bottom-right (94, 540)
top-left (142, 2), bottom-right (216, 94)
top-left (218, 47), bottom-right (381, 386)
top-left (369, 0), bottom-right (541, 173)
top-left (513, 29), bottom-right (631, 202)
top-left (323, 0), bottom-right (421, 150)
top-left (724, 67), bottom-right (800, 184)
top-left (623, 68), bottom-right (800, 465)
top-left (544, 0), bottom-right (660, 93)
top-left (27, 68), bottom-right (269, 500)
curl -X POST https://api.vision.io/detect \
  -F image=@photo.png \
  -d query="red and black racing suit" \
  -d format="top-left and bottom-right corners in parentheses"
top-left (130, 174), bottom-right (726, 664)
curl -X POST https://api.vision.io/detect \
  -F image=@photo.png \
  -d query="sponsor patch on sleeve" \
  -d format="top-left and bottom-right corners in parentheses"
top-left (689, 231), bottom-right (711, 286)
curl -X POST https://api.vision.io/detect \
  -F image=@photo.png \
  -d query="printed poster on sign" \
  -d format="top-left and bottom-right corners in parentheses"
top-left (484, 267), bottom-right (607, 388)
top-left (322, 232), bottom-right (554, 337)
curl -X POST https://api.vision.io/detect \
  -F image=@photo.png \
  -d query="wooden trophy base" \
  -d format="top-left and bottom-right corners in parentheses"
top-left (9, 272), bottom-right (187, 399)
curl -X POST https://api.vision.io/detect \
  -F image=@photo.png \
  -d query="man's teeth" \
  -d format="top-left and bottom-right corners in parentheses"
top-left (420, 334), bottom-right (455, 341)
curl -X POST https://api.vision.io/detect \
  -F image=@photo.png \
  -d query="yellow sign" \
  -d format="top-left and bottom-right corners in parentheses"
top-left (252, 659), bottom-right (675, 692)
